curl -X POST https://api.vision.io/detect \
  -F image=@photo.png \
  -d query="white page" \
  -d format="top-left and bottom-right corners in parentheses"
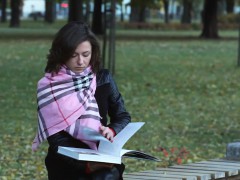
top-left (113, 122), bottom-right (144, 147)
top-left (75, 126), bottom-right (107, 142)
top-left (58, 146), bottom-right (121, 164)
top-left (98, 122), bottom-right (145, 156)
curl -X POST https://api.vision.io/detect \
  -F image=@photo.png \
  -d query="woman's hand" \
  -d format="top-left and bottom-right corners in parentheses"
top-left (100, 125), bottom-right (114, 142)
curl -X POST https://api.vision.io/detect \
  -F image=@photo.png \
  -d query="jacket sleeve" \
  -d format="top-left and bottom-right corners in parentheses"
top-left (107, 72), bottom-right (131, 134)
top-left (47, 131), bottom-right (88, 172)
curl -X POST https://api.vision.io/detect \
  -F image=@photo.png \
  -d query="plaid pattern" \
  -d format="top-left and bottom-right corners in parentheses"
top-left (32, 66), bottom-right (101, 151)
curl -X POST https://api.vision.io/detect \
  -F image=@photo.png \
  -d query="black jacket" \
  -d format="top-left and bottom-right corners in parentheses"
top-left (45, 69), bottom-right (131, 179)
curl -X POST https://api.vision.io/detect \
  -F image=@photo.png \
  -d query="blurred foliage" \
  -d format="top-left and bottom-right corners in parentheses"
top-left (154, 146), bottom-right (190, 167)
top-left (118, 21), bottom-right (239, 30)
top-left (0, 30), bottom-right (239, 179)
top-left (218, 13), bottom-right (240, 24)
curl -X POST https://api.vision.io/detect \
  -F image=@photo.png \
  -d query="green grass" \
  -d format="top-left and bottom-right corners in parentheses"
top-left (0, 20), bottom-right (66, 39)
top-left (0, 30), bottom-right (240, 179)
top-left (0, 20), bottom-right (238, 40)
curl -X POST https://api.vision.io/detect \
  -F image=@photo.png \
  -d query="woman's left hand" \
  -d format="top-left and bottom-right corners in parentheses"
top-left (100, 125), bottom-right (114, 142)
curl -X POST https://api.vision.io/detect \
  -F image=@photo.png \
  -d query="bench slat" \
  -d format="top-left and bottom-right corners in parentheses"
top-left (142, 170), bottom-right (210, 180)
top-left (190, 161), bottom-right (240, 168)
top-left (208, 159), bottom-right (240, 167)
top-left (156, 168), bottom-right (222, 179)
top-left (124, 171), bottom-right (197, 180)
top-left (210, 159), bottom-right (240, 164)
top-left (124, 174), bottom-right (183, 180)
top-left (124, 159), bottom-right (240, 180)
top-left (182, 163), bottom-right (239, 176)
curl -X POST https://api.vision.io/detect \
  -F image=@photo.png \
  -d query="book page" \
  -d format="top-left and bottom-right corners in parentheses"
top-left (113, 122), bottom-right (144, 147)
top-left (58, 146), bottom-right (121, 164)
top-left (75, 126), bottom-right (107, 142)
top-left (120, 149), bottom-right (160, 162)
top-left (98, 122), bottom-right (145, 156)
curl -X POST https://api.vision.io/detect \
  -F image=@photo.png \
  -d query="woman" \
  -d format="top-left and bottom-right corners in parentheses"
top-left (32, 21), bottom-right (131, 180)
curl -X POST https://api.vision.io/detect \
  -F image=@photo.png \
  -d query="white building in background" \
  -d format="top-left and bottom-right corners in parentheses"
top-left (20, 0), bottom-right (131, 20)
top-left (21, 0), bottom-right (69, 19)
top-left (22, 0), bottom-right (45, 18)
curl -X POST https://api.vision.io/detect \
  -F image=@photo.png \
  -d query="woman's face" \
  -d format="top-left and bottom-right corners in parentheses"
top-left (65, 41), bottom-right (92, 73)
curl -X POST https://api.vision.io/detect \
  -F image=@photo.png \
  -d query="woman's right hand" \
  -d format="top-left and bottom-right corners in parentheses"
top-left (87, 162), bottom-right (114, 172)
top-left (100, 125), bottom-right (115, 142)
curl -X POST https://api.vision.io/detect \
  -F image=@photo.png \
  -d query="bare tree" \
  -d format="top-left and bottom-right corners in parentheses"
top-left (68, 0), bottom-right (83, 22)
top-left (10, 0), bottom-right (21, 27)
top-left (129, 0), bottom-right (160, 23)
top-left (92, 0), bottom-right (103, 34)
top-left (200, 0), bottom-right (219, 39)
top-left (119, 0), bottom-right (124, 22)
top-left (163, 0), bottom-right (169, 24)
top-left (226, 0), bottom-right (234, 13)
top-left (1, 0), bottom-right (7, 22)
top-left (45, 0), bottom-right (56, 23)
top-left (84, 0), bottom-right (91, 23)
top-left (181, 0), bottom-right (192, 24)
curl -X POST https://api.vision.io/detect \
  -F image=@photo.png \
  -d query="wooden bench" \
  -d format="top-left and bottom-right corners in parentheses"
top-left (123, 159), bottom-right (240, 180)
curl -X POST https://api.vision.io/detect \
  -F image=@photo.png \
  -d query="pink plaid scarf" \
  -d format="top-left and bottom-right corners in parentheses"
top-left (32, 66), bottom-right (101, 151)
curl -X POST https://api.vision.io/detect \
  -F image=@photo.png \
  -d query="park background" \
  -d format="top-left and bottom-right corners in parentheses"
top-left (0, 0), bottom-right (240, 179)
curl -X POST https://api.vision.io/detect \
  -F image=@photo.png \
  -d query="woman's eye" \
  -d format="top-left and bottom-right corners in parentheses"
top-left (83, 53), bottom-right (90, 57)
top-left (71, 53), bottom-right (78, 57)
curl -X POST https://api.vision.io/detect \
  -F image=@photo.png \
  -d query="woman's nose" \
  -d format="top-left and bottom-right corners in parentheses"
top-left (77, 55), bottom-right (83, 65)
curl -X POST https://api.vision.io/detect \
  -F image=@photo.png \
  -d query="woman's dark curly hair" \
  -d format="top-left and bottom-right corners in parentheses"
top-left (45, 21), bottom-right (101, 74)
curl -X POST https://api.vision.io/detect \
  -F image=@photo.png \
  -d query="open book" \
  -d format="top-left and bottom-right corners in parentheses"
top-left (58, 122), bottom-right (160, 164)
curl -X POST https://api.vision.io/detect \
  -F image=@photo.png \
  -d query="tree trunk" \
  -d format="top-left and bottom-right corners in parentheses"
top-left (200, 0), bottom-right (219, 39)
top-left (217, 0), bottom-right (225, 15)
top-left (10, 0), bottom-right (20, 27)
top-left (129, 7), bottom-right (139, 22)
top-left (226, 0), bottom-right (234, 13)
top-left (108, 0), bottom-right (116, 75)
top-left (139, 6), bottom-right (146, 22)
top-left (120, 1), bottom-right (124, 22)
top-left (181, 0), bottom-right (192, 24)
top-left (129, 0), bottom-right (136, 22)
top-left (92, 0), bottom-right (103, 35)
top-left (68, 0), bottom-right (83, 22)
top-left (1, 0), bottom-right (7, 22)
top-left (45, 0), bottom-right (56, 23)
top-left (163, 0), bottom-right (169, 24)
top-left (84, 0), bottom-right (90, 24)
